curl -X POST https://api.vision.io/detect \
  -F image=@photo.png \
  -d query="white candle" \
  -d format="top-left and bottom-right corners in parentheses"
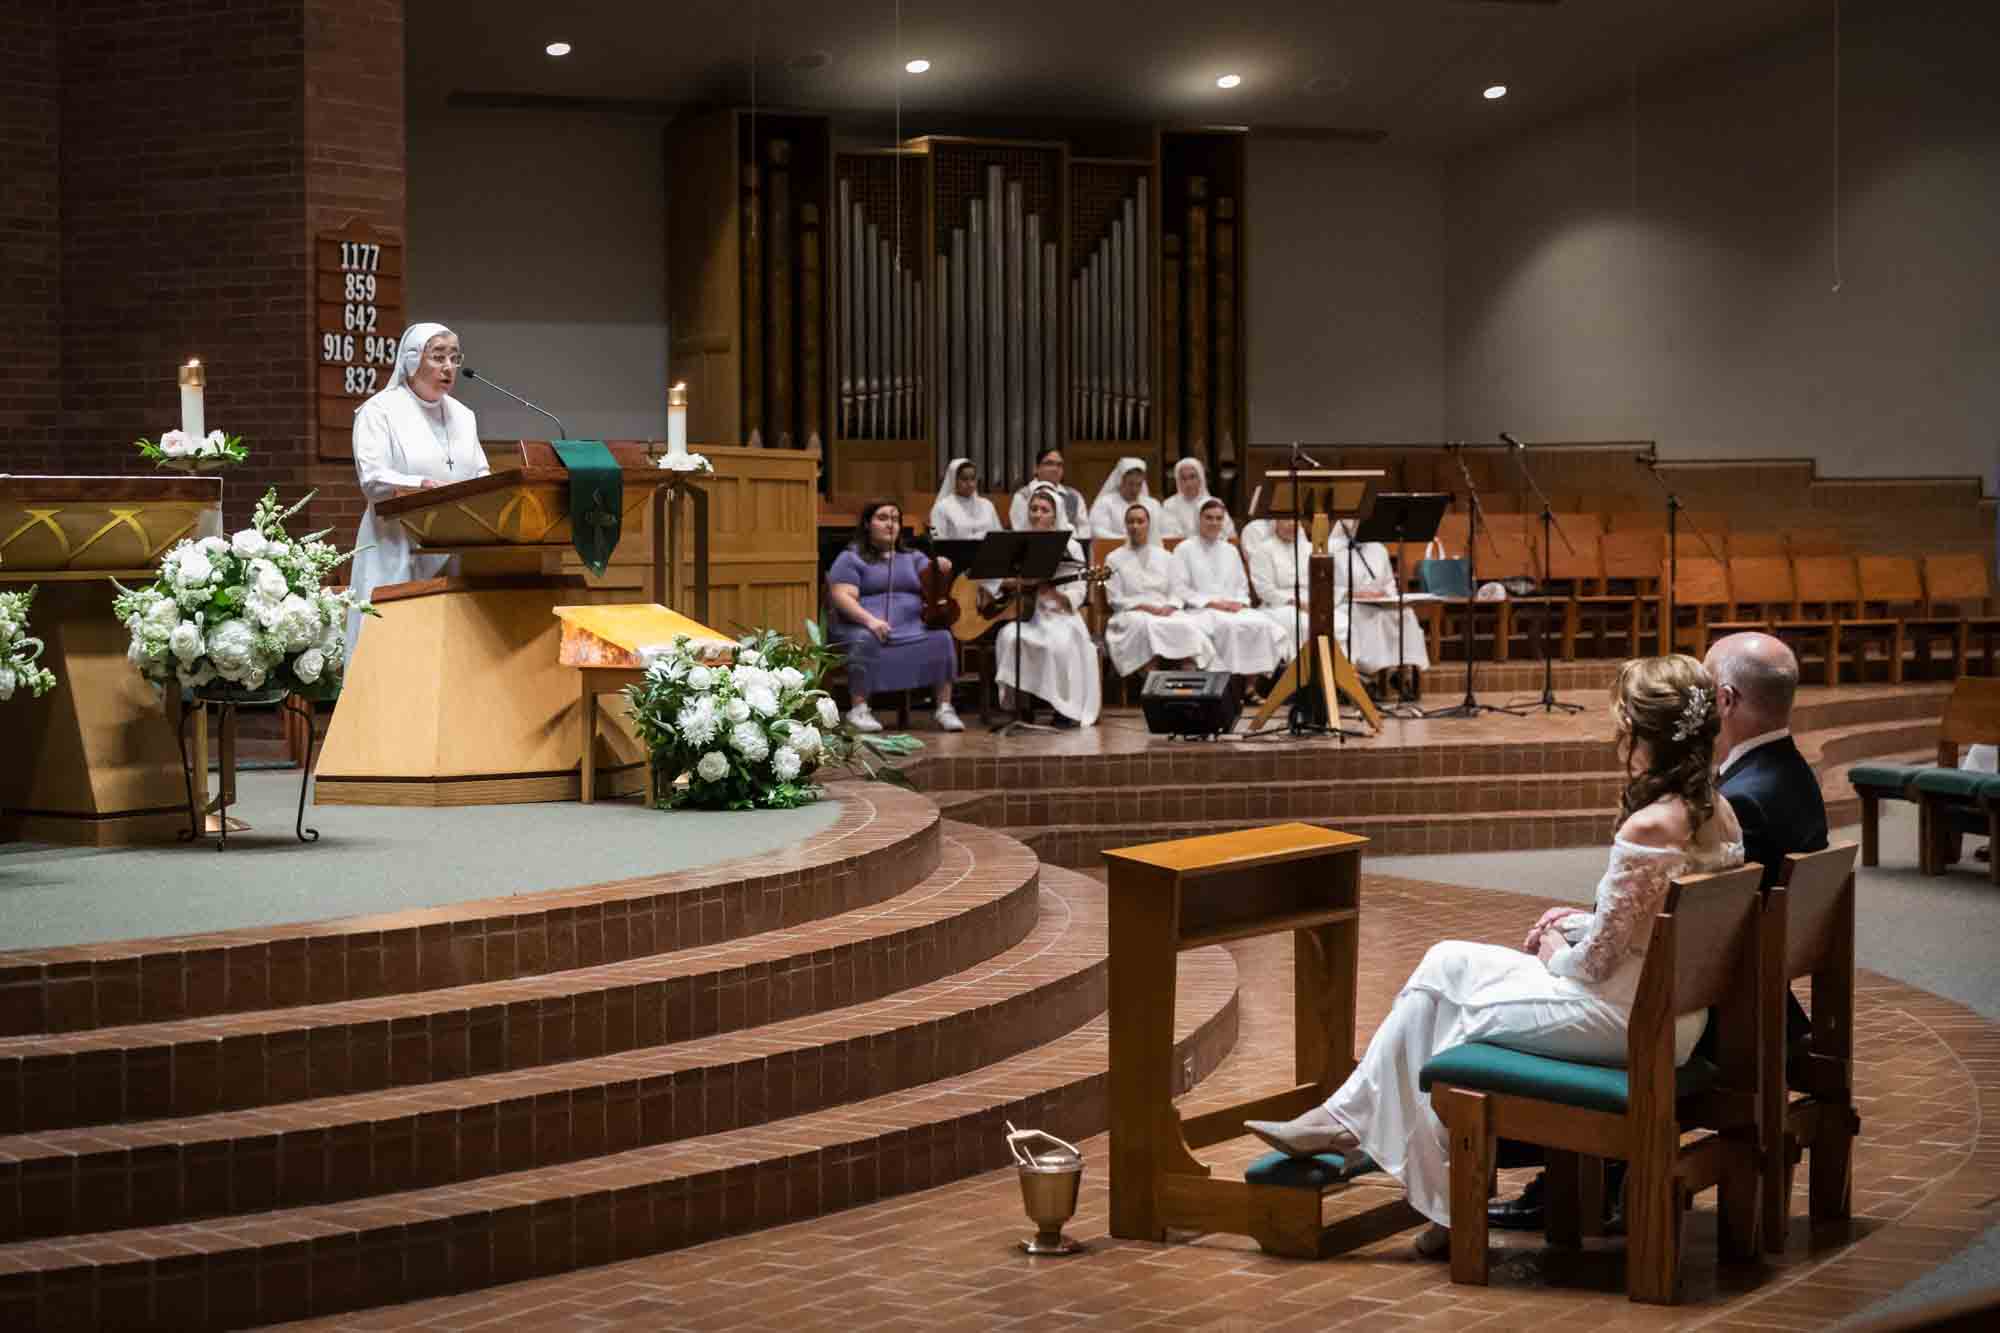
top-left (668, 381), bottom-right (688, 457)
top-left (178, 359), bottom-right (206, 440)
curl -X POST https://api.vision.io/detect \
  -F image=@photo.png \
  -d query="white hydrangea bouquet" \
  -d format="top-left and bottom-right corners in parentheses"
top-left (624, 622), bottom-right (918, 811)
top-left (0, 585), bottom-right (58, 702)
top-left (136, 429), bottom-right (249, 471)
top-left (111, 488), bottom-right (371, 700)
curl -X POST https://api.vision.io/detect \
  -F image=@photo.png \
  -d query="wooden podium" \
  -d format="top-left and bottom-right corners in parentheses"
top-left (314, 451), bottom-right (676, 806)
top-left (0, 475), bottom-right (221, 844)
top-left (1104, 823), bottom-right (1423, 1259)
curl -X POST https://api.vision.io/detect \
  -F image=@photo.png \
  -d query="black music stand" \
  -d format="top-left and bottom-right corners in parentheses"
top-left (1351, 492), bottom-right (1450, 717)
top-left (970, 530), bottom-right (1075, 736)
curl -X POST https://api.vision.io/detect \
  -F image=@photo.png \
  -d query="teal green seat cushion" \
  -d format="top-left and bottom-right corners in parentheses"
top-left (1849, 763), bottom-right (1931, 794)
top-left (1419, 1041), bottom-right (1719, 1116)
top-left (1244, 1149), bottom-right (1378, 1190)
top-left (1911, 768), bottom-right (2000, 800)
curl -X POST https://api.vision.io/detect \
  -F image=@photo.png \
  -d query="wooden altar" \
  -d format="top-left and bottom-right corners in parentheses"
top-left (0, 475), bottom-right (222, 844)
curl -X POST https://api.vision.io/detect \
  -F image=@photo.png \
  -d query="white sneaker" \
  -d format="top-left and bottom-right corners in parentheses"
top-left (935, 704), bottom-right (965, 732)
top-left (845, 702), bottom-right (883, 733)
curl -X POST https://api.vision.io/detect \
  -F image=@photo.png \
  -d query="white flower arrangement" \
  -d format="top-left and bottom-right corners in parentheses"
top-left (137, 429), bottom-right (249, 471)
top-left (623, 623), bottom-right (921, 810)
top-left (112, 487), bottom-right (372, 699)
top-left (656, 451), bottom-right (713, 473)
top-left (0, 585), bottom-right (58, 701)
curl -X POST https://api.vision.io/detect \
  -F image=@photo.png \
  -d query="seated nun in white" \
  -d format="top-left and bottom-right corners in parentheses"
top-left (1009, 447), bottom-right (1092, 538)
top-left (993, 485), bottom-right (1101, 728)
top-left (1104, 501), bottom-right (1216, 677)
top-left (1247, 517), bottom-right (1312, 664)
top-left (928, 456), bottom-right (1002, 540)
top-left (1170, 498), bottom-right (1285, 677)
top-left (1159, 456), bottom-right (1236, 540)
top-left (1087, 456), bottom-right (1164, 544)
top-left (1330, 518), bottom-right (1432, 682)
top-left (343, 322), bottom-right (491, 662)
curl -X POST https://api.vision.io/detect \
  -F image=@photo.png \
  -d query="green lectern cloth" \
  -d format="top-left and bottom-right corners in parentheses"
top-left (552, 439), bottom-right (621, 577)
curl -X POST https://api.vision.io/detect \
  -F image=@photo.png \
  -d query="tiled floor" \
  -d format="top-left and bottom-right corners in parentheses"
top-left (281, 869), bottom-right (1997, 1331)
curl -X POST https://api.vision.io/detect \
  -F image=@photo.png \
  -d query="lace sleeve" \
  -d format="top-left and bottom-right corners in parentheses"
top-left (1546, 843), bottom-right (1687, 983)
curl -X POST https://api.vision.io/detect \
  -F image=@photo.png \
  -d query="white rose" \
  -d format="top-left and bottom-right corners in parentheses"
top-left (144, 596), bottom-right (181, 636)
top-left (723, 697), bottom-right (751, 723)
top-left (201, 430), bottom-right (228, 456)
top-left (271, 594), bottom-right (322, 651)
top-left (744, 685), bottom-right (779, 717)
top-left (731, 666), bottom-right (771, 695)
top-left (168, 621), bottom-right (204, 665)
top-left (247, 558), bottom-right (288, 605)
top-left (817, 696), bottom-right (840, 727)
top-left (293, 647), bottom-right (325, 685)
top-left (736, 647), bottom-right (761, 666)
top-left (205, 618), bottom-right (258, 680)
top-left (787, 724), bottom-right (822, 758)
top-left (265, 540), bottom-right (290, 559)
top-left (158, 429), bottom-right (194, 458)
top-left (772, 746), bottom-right (802, 782)
top-left (776, 666), bottom-right (806, 691)
top-left (199, 535), bottom-right (230, 556)
top-left (175, 548), bottom-right (215, 588)
top-left (696, 750), bottom-right (729, 782)
top-left (231, 529), bottom-right (268, 560)
top-left (687, 665), bottom-right (713, 691)
top-left (729, 720), bottom-right (770, 761)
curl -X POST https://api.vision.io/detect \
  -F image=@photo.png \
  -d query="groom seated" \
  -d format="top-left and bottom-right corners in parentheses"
top-left (1489, 632), bottom-right (1829, 1232)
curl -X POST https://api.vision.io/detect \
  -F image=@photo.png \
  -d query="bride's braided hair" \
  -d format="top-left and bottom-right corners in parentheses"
top-left (1611, 654), bottom-right (1721, 833)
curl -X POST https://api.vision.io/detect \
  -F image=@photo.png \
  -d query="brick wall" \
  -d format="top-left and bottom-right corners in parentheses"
top-left (0, 1), bottom-right (61, 476)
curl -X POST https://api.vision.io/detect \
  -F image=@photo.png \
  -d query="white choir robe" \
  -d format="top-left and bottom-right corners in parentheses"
top-left (1159, 492), bottom-right (1235, 540)
top-left (1329, 534), bottom-right (1431, 675)
top-left (345, 385), bottom-right (491, 662)
top-left (1087, 492), bottom-right (1163, 547)
top-left (994, 538), bottom-right (1101, 725)
top-left (1009, 483), bottom-right (1092, 540)
top-left (1170, 535), bottom-right (1285, 675)
top-left (1246, 535), bottom-right (1311, 664)
top-left (1103, 544), bottom-right (1217, 676)
top-left (928, 494), bottom-right (1001, 541)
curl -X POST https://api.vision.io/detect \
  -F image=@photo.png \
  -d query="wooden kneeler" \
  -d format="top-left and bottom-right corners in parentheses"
top-left (1424, 864), bottom-right (1768, 1304)
top-left (1761, 845), bottom-right (1862, 1252)
top-left (1104, 824), bottom-right (1422, 1259)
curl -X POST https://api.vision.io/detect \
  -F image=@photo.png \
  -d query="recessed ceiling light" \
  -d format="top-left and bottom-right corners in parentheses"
top-left (1216, 73), bottom-right (1243, 89)
top-left (905, 58), bottom-right (931, 74)
top-left (545, 41), bottom-right (572, 57)
top-left (1483, 83), bottom-right (1508, 100)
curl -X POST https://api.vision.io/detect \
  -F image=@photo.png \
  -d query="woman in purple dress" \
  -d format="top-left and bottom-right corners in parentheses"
top-left (826, 499), bottom-right (965, 733)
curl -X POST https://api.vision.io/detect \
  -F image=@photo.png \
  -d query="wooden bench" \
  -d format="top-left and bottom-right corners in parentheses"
top-left (1848, 676), bottom-right (2000, 870)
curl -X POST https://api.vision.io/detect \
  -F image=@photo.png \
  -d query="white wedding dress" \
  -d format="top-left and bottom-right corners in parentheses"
top-left (1319, 812), bottom-right (1744, 1226)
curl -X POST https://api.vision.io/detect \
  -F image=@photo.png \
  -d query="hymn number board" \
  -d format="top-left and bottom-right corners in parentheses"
top-left (314, 223), bottom-right (406, 460)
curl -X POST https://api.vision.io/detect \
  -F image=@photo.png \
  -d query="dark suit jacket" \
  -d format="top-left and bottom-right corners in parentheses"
top-left (1718, 734), bottom-right (1830, 888)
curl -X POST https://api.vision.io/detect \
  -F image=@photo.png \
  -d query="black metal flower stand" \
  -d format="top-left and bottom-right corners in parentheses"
top-left (175, 687), bottom-right (320, 850)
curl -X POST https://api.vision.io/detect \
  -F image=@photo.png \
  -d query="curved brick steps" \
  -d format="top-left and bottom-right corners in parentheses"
top-left (0, 785), bottom-right (943, 1036)
top-left (0, 938), bottom-right (1236, 1330)
top-left (0, 843), bottom-right (1108, 1242)
top-left (0, 821), bottom-right (1034, 1135)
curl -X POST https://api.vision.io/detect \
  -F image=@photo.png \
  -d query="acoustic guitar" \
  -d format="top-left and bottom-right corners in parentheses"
top-left (949, 566), bottom-right (1111, 642)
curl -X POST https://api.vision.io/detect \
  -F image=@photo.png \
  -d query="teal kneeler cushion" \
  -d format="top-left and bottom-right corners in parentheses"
top-left (1848, 763), bottom-right (1931, 794)
top-left (1419, 1041), bottom-right (1719, 1116)
top-left (1910, 768), bottom-right (2000, 800)
top-left (552, 439), bottom-right (622, 577)
top-left (1245, 1149), bottom-right (1379, 1189)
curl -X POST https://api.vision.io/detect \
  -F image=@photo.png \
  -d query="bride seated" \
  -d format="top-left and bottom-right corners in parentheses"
top-left (1245, 653), bottom-right (1743, 1257)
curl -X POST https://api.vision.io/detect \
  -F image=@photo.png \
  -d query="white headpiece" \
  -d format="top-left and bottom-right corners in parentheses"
top-left (1173, 456), bottom-right (1210, 495)
top-left (357, 321), bottom-right (455, 418)
top-left (1025, 483), bottom-right (1064, 526)
top-left (934, 456), bottom-right (977, 512)
top-left (1094, 456), bottom-right (1153, 508)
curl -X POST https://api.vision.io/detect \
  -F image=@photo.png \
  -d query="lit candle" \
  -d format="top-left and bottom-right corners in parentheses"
top-left (668, 381), bottom-right (688, 457)
top-left (178, 359), bottom-right (206, 440)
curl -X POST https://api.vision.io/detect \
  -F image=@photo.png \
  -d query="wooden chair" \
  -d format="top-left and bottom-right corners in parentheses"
top-left (1789, 555), bottom-right (1901, 685)
top-left (1484, 529), bottom-right (1542, 662)
top-left (1848, 676), bottom-right (2000, 870)
top-left (1543, 531), bottom-right (1605, 658)
top-left (1608, 509), bottom-right (1668, 532)
top-left (1708, 556), bottom-right (1797, 642)
top-left (1667, 556), bottom-right (1732, 656)
top-left (1424, 863), bottom-right (1768, 1302)
top-left (1858, 556), bottom-right (1932, 680)
top-left (1761, 844), bottom-right (1862, 1253)
top-left (1590, 531), bottom-right (1666, 656)
top-left (1921, 553), bottom-right (2000, 677)
top-left (1786, 528), bottom-right (1848, 557)
top-left (1727, 532), bottom-right (1788, 558)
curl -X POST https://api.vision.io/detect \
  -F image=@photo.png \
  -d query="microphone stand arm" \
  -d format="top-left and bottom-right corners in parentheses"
top-left (1635, 453), bottom-right (1723, 656)
top-left (463, 369), bottom-right (568, 441)
top-left (1508, 443), bottom-right (1583, 714)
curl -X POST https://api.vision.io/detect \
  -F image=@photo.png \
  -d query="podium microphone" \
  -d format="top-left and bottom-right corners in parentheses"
top-left (1500, 431), bottom-right (1525, 449)
top-left (463, 368), bottom-right (568, 440)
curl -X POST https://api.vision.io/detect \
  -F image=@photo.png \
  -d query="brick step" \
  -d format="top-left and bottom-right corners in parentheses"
top-left (0, 854), bottom-right (1107, 1242)
top-left (0, 821), bottom-right (1035, 1134)
top-left (1017, 807), bottom-right (1618, 868)
top-left (0, 946), bottom-right (1237, 1330)
top-left (0, 784), bottom-right (943, 1036)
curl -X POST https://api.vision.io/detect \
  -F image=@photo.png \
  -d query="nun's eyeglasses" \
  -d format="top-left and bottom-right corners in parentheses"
top-left (424, 351), bottom-right (465, 367)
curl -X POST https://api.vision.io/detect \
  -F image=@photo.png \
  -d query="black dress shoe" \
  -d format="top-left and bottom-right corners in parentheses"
top-left (1488, 1172), bottom-right (1545, 1231)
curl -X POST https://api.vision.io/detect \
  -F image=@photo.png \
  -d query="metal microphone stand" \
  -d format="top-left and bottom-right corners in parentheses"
top-left (1634, 449), bottom-right (1724, 657)
top-left (1506, 437), bottom-right (1584, 714)
top-left (1425, 445), bottom-right (1516, 719)
top-left (462, 368), bottom-right (567, 440)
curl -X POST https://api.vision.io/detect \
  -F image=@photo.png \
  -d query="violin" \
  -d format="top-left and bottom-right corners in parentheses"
top-left (920, 557), bottom-right (961, 631)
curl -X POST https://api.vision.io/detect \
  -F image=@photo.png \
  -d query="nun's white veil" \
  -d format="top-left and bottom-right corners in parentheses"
top-left (1093, 456), bottom-right (1153, 509)
top-left (357, 321), bottom-right (454, 415)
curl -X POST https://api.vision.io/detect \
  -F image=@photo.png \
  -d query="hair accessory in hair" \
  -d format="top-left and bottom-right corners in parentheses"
top-left (1672, 685), bottom-right (1712, 742)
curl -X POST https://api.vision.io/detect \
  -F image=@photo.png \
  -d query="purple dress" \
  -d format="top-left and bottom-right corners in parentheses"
top-left (828, 547), bottom-right (959, 695)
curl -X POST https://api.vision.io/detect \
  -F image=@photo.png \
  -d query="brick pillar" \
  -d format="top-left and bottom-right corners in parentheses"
top-left (0, 1), bottom-right (61, 475)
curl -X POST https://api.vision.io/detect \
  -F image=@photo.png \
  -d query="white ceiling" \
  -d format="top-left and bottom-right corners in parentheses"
top-left (414, 0), bottom-right (1825, 151)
